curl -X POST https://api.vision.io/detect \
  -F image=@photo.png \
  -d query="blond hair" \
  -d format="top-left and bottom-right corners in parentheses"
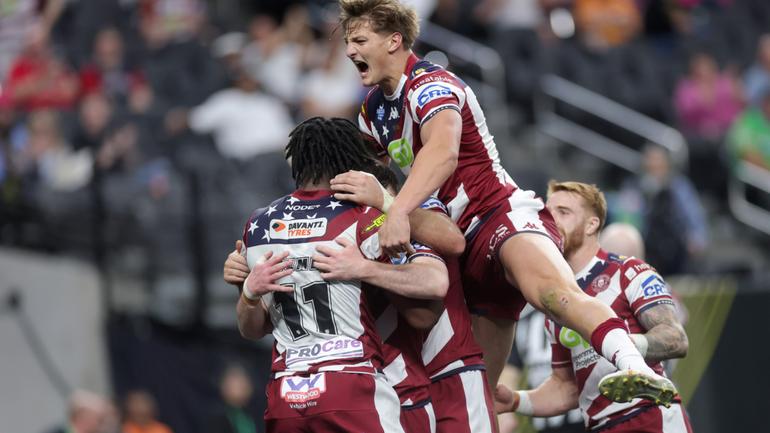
top-left (339, 0), bottom-right (419, 49)
top-left (547, 180), bottom-right (607, 230)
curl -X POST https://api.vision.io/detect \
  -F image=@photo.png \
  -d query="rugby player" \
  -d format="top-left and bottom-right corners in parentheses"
top-left (494, 181), bottom-right (692, 432)
top-left (337, 0), bottom-right (674, 404)
top-left (234, 117), bottom-right (449, 433)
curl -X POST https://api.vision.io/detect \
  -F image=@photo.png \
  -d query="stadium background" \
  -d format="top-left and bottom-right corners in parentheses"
top-left (0, 0), bottom-right (768, 432)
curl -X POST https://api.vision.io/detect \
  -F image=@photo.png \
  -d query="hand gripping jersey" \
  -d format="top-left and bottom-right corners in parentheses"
top-left (242, 189), bottom-right (389, 377)
top-left (545, 250), bottom-right (680, 430)
top-left (418, 198), bottom-right (484, 380)
top-left (358, 53), bottom-right (516, 234)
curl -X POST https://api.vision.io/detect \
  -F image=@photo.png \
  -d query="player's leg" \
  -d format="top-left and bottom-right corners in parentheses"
top-left (470, 314), bottom-right (515, 391)
top-left (430, 370), bottom-right (498, 433)
top-left (498, 232), bottom-right (677, 405)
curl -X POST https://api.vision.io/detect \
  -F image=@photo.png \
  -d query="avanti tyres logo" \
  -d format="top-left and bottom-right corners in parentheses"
top-left (269, 218), bottom-right (327, 240)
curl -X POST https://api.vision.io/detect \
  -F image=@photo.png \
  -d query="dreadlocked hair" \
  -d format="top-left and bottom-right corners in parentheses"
top-left (285, 117), bottom-right (381, 188)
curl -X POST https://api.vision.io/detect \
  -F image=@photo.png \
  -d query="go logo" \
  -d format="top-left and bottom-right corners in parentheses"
top-left (387, 138), bottom-right (414, 169)
top-left (559, 327), bottom-right (590, 349)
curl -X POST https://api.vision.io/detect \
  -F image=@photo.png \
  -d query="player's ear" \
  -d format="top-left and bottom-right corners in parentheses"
top-left (586, 216), bottom-right (600, 237)
top-left (388, 32), bottom-right (402, 53)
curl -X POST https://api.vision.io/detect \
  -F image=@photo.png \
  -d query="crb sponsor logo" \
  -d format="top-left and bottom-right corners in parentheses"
top-left (270, 218), bottom-right (327, 239)
top-left (284, 336), bottom-right (364, 367)
top-left (285, 204), bottom-right (321, 211)
top-left (416, 84), bottom-right (452, 107)
top-left (641, 274), bottom-right (669, 299)
top-left (280, 373), bottom-right (326, 404)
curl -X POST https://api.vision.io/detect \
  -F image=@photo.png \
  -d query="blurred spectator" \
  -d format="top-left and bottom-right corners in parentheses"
top-left (207, 364), bottom-right (257, 433)
top-left (18, 110), bottom-right (93, 192)
top-left (674, 51), bottom-right (744, 141)
top-left (122, 390), bottom-right (173, 433)
top-left (743, 34), bottom-right (770, 107)
top-left (72, 93), bottom-right (115, 151)
top-left (138, 0), bottom-right (205, 46)
top-left (573, 0), bottom-right (642, 51)
top-left (611, 144), bottom-right (708, 275)
top-left (3, 24), bottom-right (79, 112)
top-left (727, 86), bottom-right (770, 171)
top-left (599, 222), bottom-right (645, 258)
top-left (0, 0), bottom-right (65, 80)
top-left (79, 28), bottom-right (147, 104)
top-left (299, 12), bottom-right (362, 119)
top-left (188, 64), bottom-right (292, 161)
top-left (241, 7), bottom-right (312, 107)
top-left (45, 389), bottom-right (110, 433)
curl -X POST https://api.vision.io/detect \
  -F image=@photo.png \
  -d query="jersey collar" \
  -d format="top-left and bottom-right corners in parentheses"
top-left (575, 249), bottom-right (608, 281)
top-left (383, 53), bottom-right (420, 101)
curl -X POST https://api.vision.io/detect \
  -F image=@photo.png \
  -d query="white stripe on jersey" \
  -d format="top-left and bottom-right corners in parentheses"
top-left (662, 404), bottom-right (690, 433)
top-left (425, 402), bottom-right (437, 433)
top-left (374, 373), bottom-right (407, 433)
top-left (422, 309), bottom-right (454, 366)
top-left (383, 353), bottom-right (409, 387)
top-left (445, 183), bottom-right (469, 224)
top-left (460, 370), bottom-right (495, 433)
top-left (376, 304), bottom-right (398, 340)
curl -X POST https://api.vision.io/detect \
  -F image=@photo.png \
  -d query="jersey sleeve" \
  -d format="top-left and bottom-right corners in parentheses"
top-left (419, 196), bottom-right (449, 215)
top-left (356, 207), bottom-right (388, 262)
top-left (546, 319), bottom-right (572, 369)
top-left (621, 258), bottom-right (675, 316)
top-left (407, 72), bottom-right (466, 125)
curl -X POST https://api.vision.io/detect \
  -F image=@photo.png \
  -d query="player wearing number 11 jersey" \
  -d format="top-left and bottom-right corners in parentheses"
top-left (237, 117), bottom-right (448, 433)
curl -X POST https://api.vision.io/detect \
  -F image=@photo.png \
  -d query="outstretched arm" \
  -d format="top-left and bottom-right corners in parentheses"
top-left (494, 366), bottom-right (579, 417)
top-left (314, 237), bottom-right (449, 300)
top-left (633, 304), bottom-right (689, 362)
top-left (378, 110), bottom-right (462, 256)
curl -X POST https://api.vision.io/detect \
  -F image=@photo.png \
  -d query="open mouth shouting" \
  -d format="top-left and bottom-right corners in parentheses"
top-left (352, 59), bottom-right (370, 78)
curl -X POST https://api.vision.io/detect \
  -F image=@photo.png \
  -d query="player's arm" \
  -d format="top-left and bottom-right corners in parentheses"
top-left (236, 251), bottom-right (293, 340)
top-left (634, 304), bottom-right (689, 362)
top-left (314, 237), bottom-right (449, 300)
top-left (330, 171), bottom-right (465, 257)
top-left (386, 294), bottom-right (443, 330)
top-left (380, 110), bottom-right (462, 255)
top-left (494, 366), bottom-right (579, 416)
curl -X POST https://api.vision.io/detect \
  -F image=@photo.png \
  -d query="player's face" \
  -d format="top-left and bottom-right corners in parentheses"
top-left (345, 20), bottom-right (392, 87)
top-left (547, 191), bottom-right (589, 258)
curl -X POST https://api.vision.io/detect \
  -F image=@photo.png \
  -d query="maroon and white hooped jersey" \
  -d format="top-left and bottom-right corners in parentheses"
top-left (358, 54), bottom-right (516, 234)
top-left (242, 189), bottom-right (389, 377)
top-left (545, 249), bottom-right (679, 430)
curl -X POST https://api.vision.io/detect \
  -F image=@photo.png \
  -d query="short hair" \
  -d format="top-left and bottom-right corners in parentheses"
top-left (285, 117), bottom-right (380, 188)
top-left (339, 0), bottom-right (420, 49)
top-left (547, 180), bottom-right (607, 230)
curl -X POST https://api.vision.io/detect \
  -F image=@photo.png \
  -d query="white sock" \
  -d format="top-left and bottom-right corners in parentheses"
top-left (601, 328), bottom-right (655, 375)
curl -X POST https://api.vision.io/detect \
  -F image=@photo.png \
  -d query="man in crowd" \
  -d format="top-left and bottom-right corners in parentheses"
top-left (494, 181), bottom-right (691, 432)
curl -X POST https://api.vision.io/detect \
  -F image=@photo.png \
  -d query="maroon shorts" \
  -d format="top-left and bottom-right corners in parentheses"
top-left (430, 369), bottom-right (498, 433)
top-left (462, 189), bottom-right (562, 319)
top-left (400, 401), bottom-right (436, 433)
top-left (599, 403), bottom-right (693, 433)
top-left (264, 372), bottom-right (404, 433)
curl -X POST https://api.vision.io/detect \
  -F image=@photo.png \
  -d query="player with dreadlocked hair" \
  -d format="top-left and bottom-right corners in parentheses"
top-left (285, 116), bottom-right (380, 187)
top-left (226, 116), bottom-right (454, 433)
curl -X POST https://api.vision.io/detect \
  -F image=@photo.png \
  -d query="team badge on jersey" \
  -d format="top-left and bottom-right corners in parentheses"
top-left (591, 274), bottom-right (611, 294)
top-left (280, 373), bottom-right (326, 406)
top-left (269, 218), bottom-right (327, 240)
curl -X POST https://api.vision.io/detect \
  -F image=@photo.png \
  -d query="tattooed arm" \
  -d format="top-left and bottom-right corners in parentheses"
top-left (636, 304), bottom-right (689, 362)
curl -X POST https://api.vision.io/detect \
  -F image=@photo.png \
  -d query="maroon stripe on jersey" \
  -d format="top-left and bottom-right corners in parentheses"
top-left (574, 362), bottom-right (597, 393)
